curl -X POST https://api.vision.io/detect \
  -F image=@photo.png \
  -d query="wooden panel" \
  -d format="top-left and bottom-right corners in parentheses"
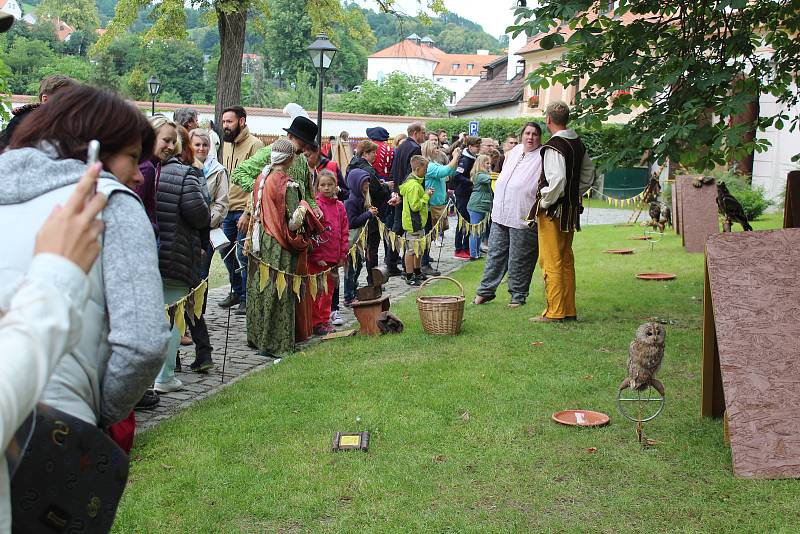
top-left (706, 229), bottom-right (800, 478)
top-left (677, 176), bottom-right (719, 253)
top-left (672, 180), bottom-right (680, 235)
top-left (784, 171), bottom-right (800, 228)
top-left (701, 259), bottom-right (725, 418)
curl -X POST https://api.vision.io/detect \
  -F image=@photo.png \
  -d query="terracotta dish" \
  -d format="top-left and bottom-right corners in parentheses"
top-left (636, 273), bottom-right (677, 281)
top-left (551, 410), bottom-right (610, 427)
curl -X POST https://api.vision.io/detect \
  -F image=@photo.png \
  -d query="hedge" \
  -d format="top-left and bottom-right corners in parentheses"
top-left (426, 118), bottom-right (644, 169)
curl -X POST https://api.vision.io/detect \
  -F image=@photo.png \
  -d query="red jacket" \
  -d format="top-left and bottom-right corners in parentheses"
top-left (309, 194), bottom-right (349, 265)
top-left (373, 141), bottom-right (394, 180)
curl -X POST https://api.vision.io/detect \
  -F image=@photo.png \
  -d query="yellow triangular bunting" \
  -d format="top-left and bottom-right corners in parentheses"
top-left (275, 271), bottom-right (287, 300)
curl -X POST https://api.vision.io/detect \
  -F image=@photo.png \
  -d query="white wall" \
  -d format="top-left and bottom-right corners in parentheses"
top-left (452, 102), bottom-right (524, 119)
top-left (367, 57), bottom-right (437, 81)
top-left (437, 75), bottom-right (481, 106)
top-left (1, 0), bottom-right (22, 20)
top-left (752, 87), bottom-right (800, 202)
top-left (194, 111), bottom-right (415, 138)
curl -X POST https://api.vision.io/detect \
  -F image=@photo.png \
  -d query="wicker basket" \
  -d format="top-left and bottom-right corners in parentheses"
top-left (417, 276), bottom-right (465, 335)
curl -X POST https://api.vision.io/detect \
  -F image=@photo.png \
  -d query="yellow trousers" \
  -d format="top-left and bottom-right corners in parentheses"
top-left (537, 212), bottom-right (576, 319)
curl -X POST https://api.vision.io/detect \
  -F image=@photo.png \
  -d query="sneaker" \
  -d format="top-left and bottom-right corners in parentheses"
top-left (330, 310), bottom-right (344, 326)
top-left (343, 299), bottom-right (354, 308)
top-left (454, 250), bottom-right (470, 260)
top-left (153, 377), bottom-right (183, 393)
top-left (421, 265), bottom-right (440, 277)
top-left (218, 293), bottom-right (240, 308)
top-left (234, 301), bottom-right (247, 315)
top-left (405, 275), bottom-right (423, 287)
top-left (190, 357), bottom-right (214, 373)
top-left (416, 272), bottom-right (428, 281)
top-left (313, 324), bottom-right (335, 336)
top-left (135, 389), bottom-right (160, 410)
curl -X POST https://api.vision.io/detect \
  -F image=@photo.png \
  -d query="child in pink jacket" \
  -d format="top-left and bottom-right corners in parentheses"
top-left (309, 170), bottom-right (349, 335)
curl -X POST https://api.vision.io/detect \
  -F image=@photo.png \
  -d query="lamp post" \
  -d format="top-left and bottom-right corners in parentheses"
top-left (306, 33), bottom-right (338, 147)
top-left (147, 75), bottom-right (161, 116)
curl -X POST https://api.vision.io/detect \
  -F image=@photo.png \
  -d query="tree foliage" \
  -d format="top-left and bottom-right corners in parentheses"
top-left (37, 0), bottom-right (100, 33)
top-left (510, 0), bottom-right (800, 171)
top-left (334, 72), bottom-right (450, 116)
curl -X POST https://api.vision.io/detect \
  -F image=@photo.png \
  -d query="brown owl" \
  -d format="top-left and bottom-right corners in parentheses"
top-left (618, 322), bottom-right (666, 395)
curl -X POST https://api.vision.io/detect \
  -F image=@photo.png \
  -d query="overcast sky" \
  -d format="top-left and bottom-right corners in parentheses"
top-left (357, 0), bottom-right (519, 39)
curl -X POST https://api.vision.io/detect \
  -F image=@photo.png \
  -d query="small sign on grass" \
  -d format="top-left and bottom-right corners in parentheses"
top-left (332, 431), bottom-right (370, 452)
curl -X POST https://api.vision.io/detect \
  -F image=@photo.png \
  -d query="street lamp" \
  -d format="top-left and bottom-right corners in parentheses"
top-left (306, 33), bottom-right (338, 147)
top-left (147, 75), bottom-right (161, 116)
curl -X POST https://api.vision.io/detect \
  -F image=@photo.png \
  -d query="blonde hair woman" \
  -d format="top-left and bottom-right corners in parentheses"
top-left (466, 155), bottom-right (493, 260)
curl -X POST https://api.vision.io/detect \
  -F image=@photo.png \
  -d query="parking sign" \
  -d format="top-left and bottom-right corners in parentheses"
top-left (468, 121), bottom-right (479, 136)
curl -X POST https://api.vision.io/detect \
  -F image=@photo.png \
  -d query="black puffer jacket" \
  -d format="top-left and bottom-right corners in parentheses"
top-left (347, 155), bottom-right (390, 209)
top-left (155, 157), bottom-right (210, 286)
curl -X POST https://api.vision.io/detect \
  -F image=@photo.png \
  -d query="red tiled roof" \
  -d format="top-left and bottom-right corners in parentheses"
top-left (434, 53), bottom-right (502, 76)
top-left (54, 19), bottom-right (74, 42)
top-left (369, 39), bottom-right (445, 62)
top-left (516, 9), bottom-right (643, 55)
top-left (449, 57), bottom-right (525, 114)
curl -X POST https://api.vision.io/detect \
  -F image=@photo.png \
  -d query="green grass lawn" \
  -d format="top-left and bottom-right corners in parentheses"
top-left (115, 214), bottom-right (799, 533)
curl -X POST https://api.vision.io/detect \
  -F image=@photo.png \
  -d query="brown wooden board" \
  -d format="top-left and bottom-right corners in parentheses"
top-left (784, 171), bottom-right (800, 228)
top-left (705, 229), bottom-right (800, 478)
top-left (671, 180), bottom-right (680, 235)
top-left (677, 176), bottom-right (719, 253)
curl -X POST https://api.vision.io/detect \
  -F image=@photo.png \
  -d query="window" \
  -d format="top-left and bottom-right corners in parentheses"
top-left (467, 64), bottom-right (474, 70)
top-left (466, 78), bottom-right (472, 83)
top-left (451, 78), bottom-right (458, 83)
top-left (452, 63), bottom-right (460, 70)
top-left (436, 78), bottom-right (443, 82)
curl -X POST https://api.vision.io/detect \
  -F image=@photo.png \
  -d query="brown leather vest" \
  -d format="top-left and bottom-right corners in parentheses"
top-left (537, 135), bottom-right (587, 232)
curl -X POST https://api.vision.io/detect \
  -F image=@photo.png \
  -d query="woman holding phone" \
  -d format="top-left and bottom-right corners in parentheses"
top-left (0, 84), bottom-right (170, 434)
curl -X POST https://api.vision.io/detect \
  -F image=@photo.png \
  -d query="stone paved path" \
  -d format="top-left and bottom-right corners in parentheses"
top-left (135, 211), bottom-right (634, 431)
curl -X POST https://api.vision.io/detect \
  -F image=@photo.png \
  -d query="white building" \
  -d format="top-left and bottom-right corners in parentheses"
top-left (0, 0), bottom-right (22, 20)
top-left (367, 34), bottom-right (500, 107)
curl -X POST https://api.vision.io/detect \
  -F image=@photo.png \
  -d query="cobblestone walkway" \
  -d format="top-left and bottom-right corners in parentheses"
top-left (135, 211), bottom-right (634, 431)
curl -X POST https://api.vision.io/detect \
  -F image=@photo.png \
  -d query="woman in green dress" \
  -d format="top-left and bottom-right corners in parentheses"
top-left (246, 138), bottom-right (311, 356)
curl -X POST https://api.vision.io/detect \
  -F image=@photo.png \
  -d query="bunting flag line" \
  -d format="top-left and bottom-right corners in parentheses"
top-left (245, 199), bottom-right (459, 300)
top-left (584, 187), bottom-right (647, 207)
top-left (246, 223), bottom-right (368, 302)
top-left (375, 200), bottom-right (453, 258)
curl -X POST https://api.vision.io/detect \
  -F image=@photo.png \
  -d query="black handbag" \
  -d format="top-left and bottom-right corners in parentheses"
top-left (5, 403), bottom-right (129, 533)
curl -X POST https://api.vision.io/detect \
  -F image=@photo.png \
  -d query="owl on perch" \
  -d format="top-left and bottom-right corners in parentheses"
top-left (619, 322), bottom-right (666, 395)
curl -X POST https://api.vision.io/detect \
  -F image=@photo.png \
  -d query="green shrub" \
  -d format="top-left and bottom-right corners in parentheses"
top-left (726, 183), bottom-right (771, 220)
top-left (425, 118), bottom-right (644, 169)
